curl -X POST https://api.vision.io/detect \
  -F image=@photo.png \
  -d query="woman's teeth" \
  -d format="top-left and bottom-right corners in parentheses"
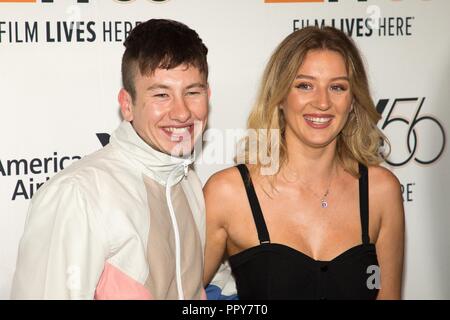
top-left (304, 116), bottom-right (332, 124)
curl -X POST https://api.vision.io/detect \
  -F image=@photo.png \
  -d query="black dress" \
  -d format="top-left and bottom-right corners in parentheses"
top-left (228, 163), bottom-right (379, 300)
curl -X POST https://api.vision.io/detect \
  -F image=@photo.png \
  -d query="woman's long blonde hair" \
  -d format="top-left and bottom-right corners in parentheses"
top-left (241, 26), bottom-right (388, 177)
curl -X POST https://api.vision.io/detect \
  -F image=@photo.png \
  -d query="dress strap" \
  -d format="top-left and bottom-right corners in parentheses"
top-left (236, 164), bottom-right (271, 244)
top-left (358, 163), bottom-right (370, 244)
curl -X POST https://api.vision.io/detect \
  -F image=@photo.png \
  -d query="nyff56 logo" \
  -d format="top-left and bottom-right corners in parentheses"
top-left (376, 97), bottom-right (446, 167)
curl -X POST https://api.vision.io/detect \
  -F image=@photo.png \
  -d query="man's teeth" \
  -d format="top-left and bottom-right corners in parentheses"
top-left (305, 116), bottom-right (332, 124)
top-left (165, 127), bottom-right (190, 134)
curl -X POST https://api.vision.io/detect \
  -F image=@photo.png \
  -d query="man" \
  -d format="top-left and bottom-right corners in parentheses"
top-left (11, 19), bottom-right (209, 300)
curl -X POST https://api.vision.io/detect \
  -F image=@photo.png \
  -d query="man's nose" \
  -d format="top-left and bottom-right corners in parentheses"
top-left (169, 96), bottom-right (191, 122)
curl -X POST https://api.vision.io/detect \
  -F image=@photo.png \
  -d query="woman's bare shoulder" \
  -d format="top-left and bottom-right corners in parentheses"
top-left (368, 165), bottom-right (402, 196)
top-left (368, 165), bottom-right (404, 220)
top-left (203, 165), bottom-right (249, 210)
top-left (204, 166), bottom-right (244, 194)
top-left (203, 165), bottom-right (251, 229)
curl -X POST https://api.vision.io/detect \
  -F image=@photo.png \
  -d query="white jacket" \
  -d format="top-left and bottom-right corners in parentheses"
top-left (11, 121), bottom-right (205, 300)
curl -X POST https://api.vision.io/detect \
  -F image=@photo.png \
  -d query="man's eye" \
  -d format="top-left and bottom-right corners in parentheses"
top-left (154, 93), bottom-right (169, 98)
top-left (186, 91), bottom-right (201, 96)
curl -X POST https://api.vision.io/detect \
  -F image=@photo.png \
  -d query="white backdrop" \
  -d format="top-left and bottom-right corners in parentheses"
top-left (0, 0), bottom-right (449, 299)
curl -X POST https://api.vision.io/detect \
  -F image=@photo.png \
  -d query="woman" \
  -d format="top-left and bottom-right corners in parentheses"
top-left (204, 26), bottom-right (404, 300)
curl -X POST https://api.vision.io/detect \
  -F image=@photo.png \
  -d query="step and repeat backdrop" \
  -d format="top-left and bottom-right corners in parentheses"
top-left (0, 0), bottom-right (449, 299)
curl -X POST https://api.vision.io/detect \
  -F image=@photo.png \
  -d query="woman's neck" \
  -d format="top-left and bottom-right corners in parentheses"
top-left (281, 133), bottom-right (339, 183)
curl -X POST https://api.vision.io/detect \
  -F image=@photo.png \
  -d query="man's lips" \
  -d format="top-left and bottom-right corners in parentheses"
top-left (161, 124), bottom-right (195, 142)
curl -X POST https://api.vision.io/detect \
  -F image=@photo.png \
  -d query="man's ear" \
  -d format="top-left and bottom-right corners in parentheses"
top-left (118, 88), bottom-right (134, 121)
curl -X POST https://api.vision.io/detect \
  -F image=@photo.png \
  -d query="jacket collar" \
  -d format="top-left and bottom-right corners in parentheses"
top-left (110, 121), bottom-right (193, 186)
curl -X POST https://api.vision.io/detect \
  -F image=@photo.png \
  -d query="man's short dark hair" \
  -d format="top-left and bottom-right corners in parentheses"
top-left (122, 19), bottom-right (209, 101)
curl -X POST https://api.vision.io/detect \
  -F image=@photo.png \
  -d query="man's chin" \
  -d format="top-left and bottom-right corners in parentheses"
top-left (163, 142), bottom-right (194, 158)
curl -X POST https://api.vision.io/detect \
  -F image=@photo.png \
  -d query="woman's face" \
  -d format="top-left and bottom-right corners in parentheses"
top-left (282, 49), bottom-right (353, 150)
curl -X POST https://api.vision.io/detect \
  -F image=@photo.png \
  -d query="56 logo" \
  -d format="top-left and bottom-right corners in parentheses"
top-left (376, 97), bottom-right (446, 167)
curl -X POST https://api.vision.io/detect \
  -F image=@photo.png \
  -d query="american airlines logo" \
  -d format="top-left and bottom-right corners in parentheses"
top-left (1, 152), bottom-right (81, 200)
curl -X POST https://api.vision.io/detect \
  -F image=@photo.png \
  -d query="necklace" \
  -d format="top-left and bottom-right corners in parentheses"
top-left (284, 164), bottom-right (336, 209)
top-left (301, 175), bottom-right (333, 209)
top-left (320, 189), bottom-right (330, 209)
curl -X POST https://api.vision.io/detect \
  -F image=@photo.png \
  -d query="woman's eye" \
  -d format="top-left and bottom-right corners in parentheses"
top-left (295, 83), bottom-right (312, 90)
top-left (331, 85), bottom-right (347, 92)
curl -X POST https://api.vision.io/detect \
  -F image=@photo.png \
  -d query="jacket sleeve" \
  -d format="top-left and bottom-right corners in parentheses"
top-left (10, 179), bottom-right (108, 299)
top-left (206, 261), bottom-right (238, 300)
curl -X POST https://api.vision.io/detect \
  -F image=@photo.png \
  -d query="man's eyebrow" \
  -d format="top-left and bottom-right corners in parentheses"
top-left (186, 83), bottom-right (207, 89)
top-left (146, 84), bottom-right (170, 91)
top-left (146, 83), bottom-right (207, 91)
top-left (295, 74), bottom-right (349, 81)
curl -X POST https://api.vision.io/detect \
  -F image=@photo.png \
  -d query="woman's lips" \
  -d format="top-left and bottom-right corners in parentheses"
top-left (304, 114), bottom-right (334, 129)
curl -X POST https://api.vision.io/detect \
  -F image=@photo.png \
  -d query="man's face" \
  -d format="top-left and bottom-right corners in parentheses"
top-left (119, 64), bottom-right (209, 157)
